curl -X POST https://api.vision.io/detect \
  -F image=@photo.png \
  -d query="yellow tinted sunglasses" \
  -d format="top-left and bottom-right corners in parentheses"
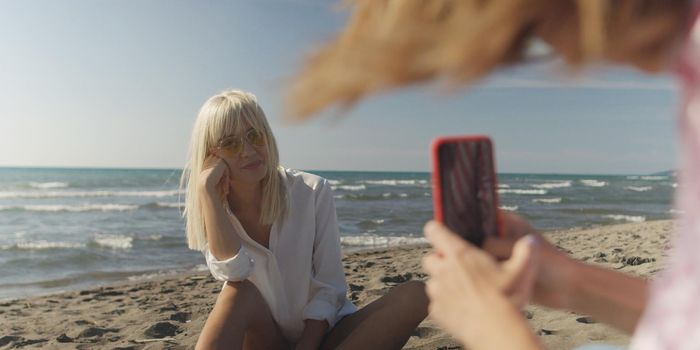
top-left (217, 129), bottom-right (266, 156)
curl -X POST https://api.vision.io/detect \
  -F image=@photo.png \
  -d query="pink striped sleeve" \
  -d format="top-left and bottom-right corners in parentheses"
top-left (630, 9), bottom-right (700, 350)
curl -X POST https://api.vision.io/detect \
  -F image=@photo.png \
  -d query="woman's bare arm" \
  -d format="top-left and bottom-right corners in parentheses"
top-left (199, 156), bottom-right (241, 260)
top-left (488, 213), bottom-right (650, 333)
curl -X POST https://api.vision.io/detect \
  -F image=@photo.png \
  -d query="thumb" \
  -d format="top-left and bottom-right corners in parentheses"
top-left (502, 235), bottom-right (539, 290)
top-left (503, 235), bottom-right (538, 274)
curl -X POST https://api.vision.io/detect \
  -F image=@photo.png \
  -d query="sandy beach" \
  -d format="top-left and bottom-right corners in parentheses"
top-left (0, 220), bottom-right (674, 349)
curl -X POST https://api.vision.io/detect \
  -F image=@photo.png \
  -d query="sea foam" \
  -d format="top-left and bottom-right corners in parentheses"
top-left (533, 198), bottom-right (562, 204)
top-left (8, 240), bottom-right (86, 250)
top-left (498, 189), bottom-right (548, 195)
top-left (360, 180), bottom-right (428, 186)
top-left (341, 235), bottom-right (427, 247)
top-left (29, 182), bottom-right (69, 189)
top-left (531, 181), bottom-right (571, 189)
top-left (331, 185), bottom-right (367, 191)
top-left (154, 202), bottom-right (184, 209)
top-left (641, 176), bottom-right (668, 181)
top-left (0, 204), bottom-right (138, 212)
top-left (0, 189), bottom-right (183, 199)
top-left (91, 234), bottom-right (133, 249)
top-left (580, 180), bottom-right (607, 187)
top-left (602, 214), bottom-right (646, 223)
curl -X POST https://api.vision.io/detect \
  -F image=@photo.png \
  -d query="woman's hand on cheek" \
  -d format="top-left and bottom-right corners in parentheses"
top-left (200, 152), bottom-right (232, 201)
top-left (422, 221), bottom-right (539, 344)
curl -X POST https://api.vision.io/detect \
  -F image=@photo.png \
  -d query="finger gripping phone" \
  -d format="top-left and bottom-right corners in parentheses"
top-left (431, 136), bottom-right (501, 246)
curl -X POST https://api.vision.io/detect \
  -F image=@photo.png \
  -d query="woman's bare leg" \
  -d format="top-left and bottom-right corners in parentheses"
top-left (321, 280), bottom-right (429, 350)
top-left (196, 280), bottom-right (289, 350)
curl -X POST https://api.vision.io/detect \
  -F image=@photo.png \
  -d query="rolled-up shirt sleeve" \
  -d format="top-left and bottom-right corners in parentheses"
top-left (204, 244), bottom-right (254, 282)
top-left (302, 180), bottom-right (348, 328)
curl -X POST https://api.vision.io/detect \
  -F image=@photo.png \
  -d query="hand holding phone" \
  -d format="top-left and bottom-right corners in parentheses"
top-left (431, 136), bottom-right (500, 246)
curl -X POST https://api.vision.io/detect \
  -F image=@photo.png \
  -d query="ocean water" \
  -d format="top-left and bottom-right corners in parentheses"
top-left (0, 168), bottom-right (677, 300)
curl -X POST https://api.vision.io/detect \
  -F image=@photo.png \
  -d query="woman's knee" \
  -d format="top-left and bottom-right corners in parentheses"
top-left (225, 279), bottom-right (256, 291)
top-left (222, 280), bottom-right (278, 328)
top-left (393, 281), bottom-right (429, 313)
top-left (396, 280), bottom-right (427, 298)
top-left (219, 279), bottom-right (264, 310)
top-left (196, 280), bottom-right (265, 350)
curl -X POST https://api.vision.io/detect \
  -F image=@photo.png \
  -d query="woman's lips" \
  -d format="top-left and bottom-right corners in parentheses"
top-left (241, 160), bottom-right (262, 170)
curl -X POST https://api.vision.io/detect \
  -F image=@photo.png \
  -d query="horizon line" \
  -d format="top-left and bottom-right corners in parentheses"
top-left (0, 165), bottom-right (674, 177)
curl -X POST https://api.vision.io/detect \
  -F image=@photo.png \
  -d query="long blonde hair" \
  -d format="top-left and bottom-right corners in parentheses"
top-left (181, 90), bottom-right (287, 251)
top-left (289, 0), bottom-right (690, 118)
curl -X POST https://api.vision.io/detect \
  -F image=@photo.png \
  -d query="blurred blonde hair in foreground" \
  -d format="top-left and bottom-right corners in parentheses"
top-left (289, 0), bottom-right (690, 118)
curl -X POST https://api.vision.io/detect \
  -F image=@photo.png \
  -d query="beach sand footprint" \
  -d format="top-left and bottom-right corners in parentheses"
top-left (78, 326), bottom-right (120, 338)
top-left (170, 312), bottom-right (191, 323)
top-left (95, 290), bottom-right (125, 298)
top-left (380, 272), bottom-right (413, 284)
top-left (576, 316), bottom-right (597, 324)
top-left (0, 335), bottom-right (49, 347)
top-left (0, 335), bottom-right (23, 347)
top-left (411, 326), bottom-right (442, 339)
top-left (56, 333), bottom-right (73, 343)
top-left (144, 322), bottom-right (179, 338)
top-left (538, 328), bottom-right (558, 336)
top-left (348, 283), bottom-right (364, 292)
top-left (159, 302), bottom-right (178, 312)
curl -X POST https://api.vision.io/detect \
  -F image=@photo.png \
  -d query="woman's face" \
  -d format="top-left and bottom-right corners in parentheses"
top-left (214, 124), bottom-right (269, 186)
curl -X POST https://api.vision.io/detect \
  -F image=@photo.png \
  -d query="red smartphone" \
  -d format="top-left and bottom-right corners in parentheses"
top-left (431, 136), bottom-right (501, 246)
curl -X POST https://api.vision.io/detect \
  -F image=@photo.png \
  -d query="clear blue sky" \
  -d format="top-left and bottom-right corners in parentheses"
top-left (0, 0), bottom-right (680, 174)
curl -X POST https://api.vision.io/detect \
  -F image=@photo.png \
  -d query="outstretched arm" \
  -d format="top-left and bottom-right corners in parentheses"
top-left (486, 212), bottom-right (649, 333)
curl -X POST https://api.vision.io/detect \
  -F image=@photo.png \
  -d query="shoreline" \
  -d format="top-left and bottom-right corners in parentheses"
top-left (1, 219), bottom-right (669, 303)
top-left (0, 220), bottom-right (674, 349)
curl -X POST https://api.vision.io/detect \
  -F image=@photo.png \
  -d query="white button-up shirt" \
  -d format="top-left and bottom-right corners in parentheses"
top-left (203, 168), bottom-right (357, 342)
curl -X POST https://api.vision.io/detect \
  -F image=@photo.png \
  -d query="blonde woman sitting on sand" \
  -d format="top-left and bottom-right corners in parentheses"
top-left (289, 0), bottom-right (700, 349)
top-left (181, 90), bottom-right (427, 350)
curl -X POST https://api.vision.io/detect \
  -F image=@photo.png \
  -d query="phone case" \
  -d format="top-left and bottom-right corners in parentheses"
top-left (431, 135), bottom-right (503, 242)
